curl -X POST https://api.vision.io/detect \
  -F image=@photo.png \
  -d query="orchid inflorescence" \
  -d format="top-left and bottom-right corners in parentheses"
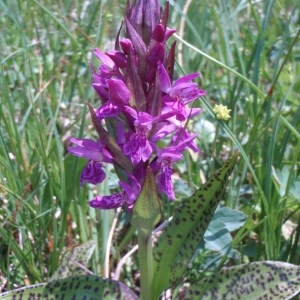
top-left (68, 0), bottom-right (206, 210)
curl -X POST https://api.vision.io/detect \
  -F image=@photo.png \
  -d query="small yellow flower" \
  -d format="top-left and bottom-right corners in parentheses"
top-left (213, 104), bottom-right (231, 120)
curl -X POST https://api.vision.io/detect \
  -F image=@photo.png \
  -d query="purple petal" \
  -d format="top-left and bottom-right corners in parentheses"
top-left (89, 176), bottom-right (141, 210)
top-left (120, 177), bottom-right (141, 206)
top-left (157, 148), bottom-right (183, 162)
top-left (158, 164), bottom-right (175, 200)
top-left (68, 137), bottom-right (113, 162)
top-left (162, 98), bottom-right (187, 121)
top-left (92, 82), bottom-right (109, 102)
top-left (93, 66), bottom-right (111, 80)
top-left (161, 70), bottom-right (207, 104)
top-left (94, 48), bottom-right (114, 68)
top-left (120, 38), bottom-right (134, 55)
top-left (134, 112), bottom-right (153, 131)
top-left (158, 63), bottom-right (171, 93)
top-left (173, 73), bottom-right (200, 85)
top-left (123, 105), bottom-right (138, 119)
top-left (123, 108), bottom-right (153, 132)
top-left (151, 123), bottom-right (176, 142)
top-left (123, 134), bottom-right (153, 164)
top-left (152, 24), bottom-right (165, 42)
top-left (80, 160), bottom-right (106, 186)
top-left (69, 137), bottom-right (97, 148)
top-left (89, 192), bottom-right (125, 209)
top-left (96, 102), bottom-right (119, 119)
top-left (68, 138), bottom-right (102, 161)
top-left (108, 78), bottom-right (131, 105)
top-left (172, 129), bottom-right (199, 153)
top-left (148, 43), bottom-right (164, 66)
top-left (106, 50), bottom-right (127, 68)
top-left (170, 82), bottom-right (202, 102)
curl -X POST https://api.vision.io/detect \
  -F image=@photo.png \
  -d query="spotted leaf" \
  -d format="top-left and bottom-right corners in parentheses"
top-left (175, 261), bottom-right (300, 299)
top-left (0, 275), bottom-right (138, 300)
top-left (0, 241), bottom-right (137, 299)
top-left (152, 152), bottom-right (239, 296)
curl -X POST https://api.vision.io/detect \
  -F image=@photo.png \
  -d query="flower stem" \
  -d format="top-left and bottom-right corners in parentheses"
top-left (137, 232), bottom-right (154, 300)
top-left (131, 168), bottom-right (161, 300)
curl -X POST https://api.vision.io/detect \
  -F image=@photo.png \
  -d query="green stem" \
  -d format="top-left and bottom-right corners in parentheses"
top-left (137, 232), bottom-right (154, 300)
top-left (131, 168), bottom-right (161, 299)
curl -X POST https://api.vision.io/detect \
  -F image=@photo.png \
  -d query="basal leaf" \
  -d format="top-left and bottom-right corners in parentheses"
top-left (0, 275), bottom-right (139, 300)
top-left (0, 241), bottom-right (138, 299)
top-left (152, 152), bottom-right (239, 296)
top-left (176, 261), bottom-right (300, 300)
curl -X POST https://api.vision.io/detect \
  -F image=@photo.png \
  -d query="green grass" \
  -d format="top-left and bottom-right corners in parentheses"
top-left (170, 0), bottom-right (300, 264)
top-left (0, 0), bottom-right (299, 296)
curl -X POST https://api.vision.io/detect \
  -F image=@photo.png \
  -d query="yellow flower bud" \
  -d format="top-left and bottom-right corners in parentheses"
top-left (213, 104), bottom-right (231, 120)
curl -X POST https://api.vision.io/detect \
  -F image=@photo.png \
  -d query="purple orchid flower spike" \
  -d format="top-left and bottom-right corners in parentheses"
top-left (68, 0), bottom-right (206, 210)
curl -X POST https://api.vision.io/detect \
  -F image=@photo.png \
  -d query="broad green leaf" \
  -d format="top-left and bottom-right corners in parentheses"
top-left (0, 275), bottom-right (139, 300)
top-left (176, 261), bottom-right (300, 300)
top-left (204, 218), bottom-right (232, 253)
top-left (152, 152), bottom-right (239, 296)
top-left (210, 207), bottom-right (247, 232)
top-left (49, 240), bottom-right (96, 280)
top-left (203, 207), bottom-right (247, 253)
top-left (0, 240), bottom-right (138, 299)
